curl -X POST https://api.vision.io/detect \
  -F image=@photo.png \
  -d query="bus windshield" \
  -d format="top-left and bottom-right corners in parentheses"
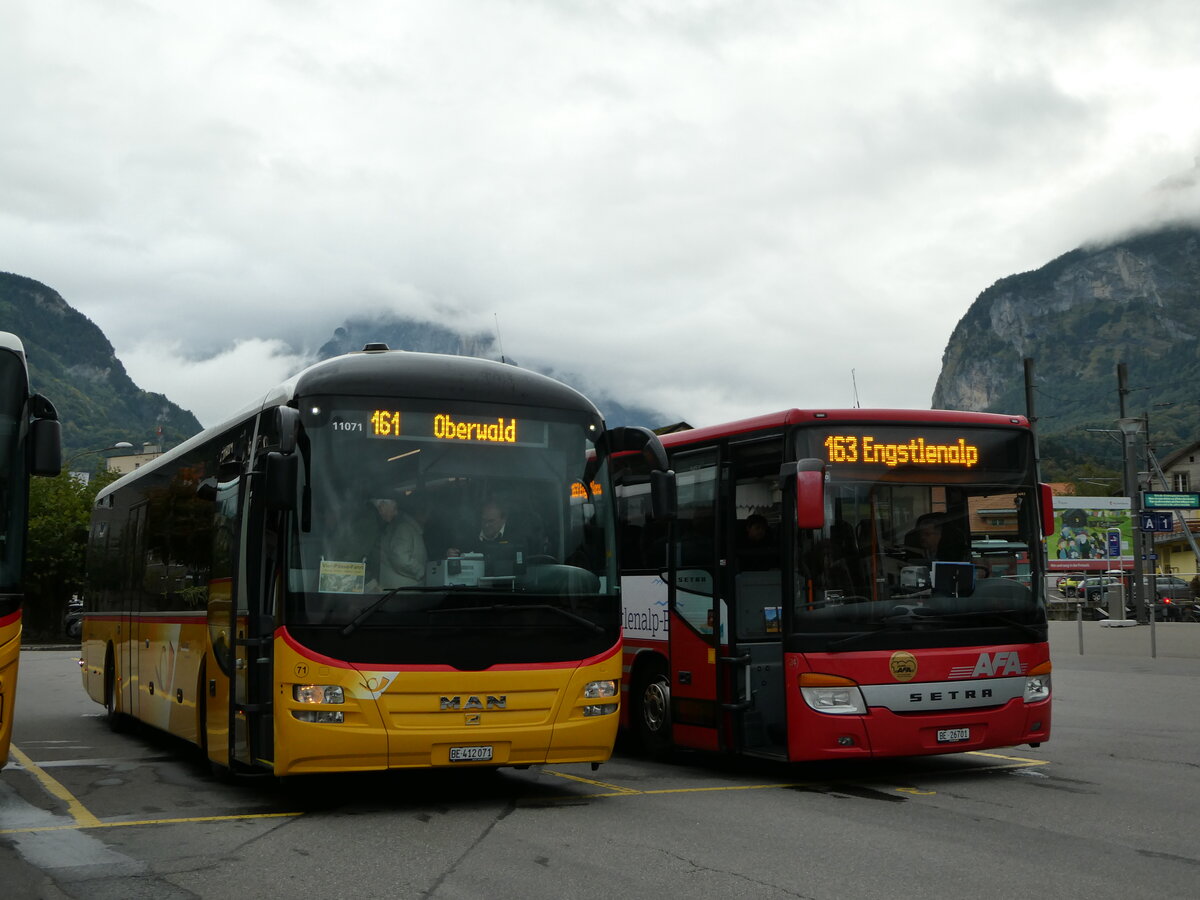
top-left (284, 397), bottom-right (617, 667)
top-left (792, 425), bottom-right (1045, 641)
top-left (0, 348), bottom-right (28, 593)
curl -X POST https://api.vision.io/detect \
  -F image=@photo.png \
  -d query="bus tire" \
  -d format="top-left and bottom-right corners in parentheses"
top-left (635, 663), bottom-right (672, 757)
top-left (103, 650), bottom-right (127, 734)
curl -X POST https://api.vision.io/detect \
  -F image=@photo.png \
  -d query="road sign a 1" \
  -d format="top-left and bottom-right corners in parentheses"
top-left (1139, 512), bottom-right (1173, 532)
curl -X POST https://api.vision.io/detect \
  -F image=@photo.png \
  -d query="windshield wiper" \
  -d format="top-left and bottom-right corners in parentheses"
top-left (825, 626), bottom-right (886, 651)
top-left (903, 608), bottom-right (1044, 640)
top-left (340, 587), bottom-right (448, 637)
top-left (427, 603), bottom-right (606, 634)
top-left (827, 608), bottom-right (1041, 650)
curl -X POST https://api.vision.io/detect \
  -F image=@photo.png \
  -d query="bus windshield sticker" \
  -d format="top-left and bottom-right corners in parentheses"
top-left (318, 559), bottom-right (367, 594)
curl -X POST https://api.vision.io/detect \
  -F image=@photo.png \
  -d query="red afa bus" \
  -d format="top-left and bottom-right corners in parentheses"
top-left (615, 409), bottom-right (1054, 761)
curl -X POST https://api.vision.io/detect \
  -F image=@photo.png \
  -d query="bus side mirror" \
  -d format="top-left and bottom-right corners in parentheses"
top-left (784, 458), bottom-right (826, 530)
top-left (1039, 482), bottom-right (1055, 537)
top-left (650, 469), bottom-right (677, 521)
top-left (29, 417), bottom-right (62, 477)
top-left (275, 406), bottom-right (301, 455)
top-left (263, 452), bottom-right (298, 510)
top-left (603, 425), bottom-right (669, 472)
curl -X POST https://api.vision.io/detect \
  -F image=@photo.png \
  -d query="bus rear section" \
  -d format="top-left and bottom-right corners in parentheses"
top-left (82, 348), bottom-right (667, 775)
top-left (617, 409), bottom-right (1052, 762)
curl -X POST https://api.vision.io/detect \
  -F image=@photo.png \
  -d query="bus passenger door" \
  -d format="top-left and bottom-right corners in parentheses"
top-left (228, 451), bottom-right (280, 770)
top-left (727, 439), bottom-right (788, 759)
top-left (666, 449), bottom-right (729, 752)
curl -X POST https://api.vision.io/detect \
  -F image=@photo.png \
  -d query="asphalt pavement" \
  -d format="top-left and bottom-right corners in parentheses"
top-left (1049, 619), bottom-right (1200, 659)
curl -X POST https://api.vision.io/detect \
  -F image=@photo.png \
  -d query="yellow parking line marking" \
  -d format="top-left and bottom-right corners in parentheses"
top-left (8, 745), bottom-right (101, 829)
top-left (543, 770), bottom-right (639, 793)
top-left (966, 750), bottom-right (1050, 766)
top-left (0, 812), bottom-right (302, 836)
top-left (546, 751), bottom-right (1050, 800)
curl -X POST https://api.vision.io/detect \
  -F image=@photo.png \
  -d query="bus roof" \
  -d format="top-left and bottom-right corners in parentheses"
top-left (96, 348), bottom-right (603, 503)
top-left (291, 348), bottom-right (598, 413)
top-left (659, 408), bottom-right (1032, 449)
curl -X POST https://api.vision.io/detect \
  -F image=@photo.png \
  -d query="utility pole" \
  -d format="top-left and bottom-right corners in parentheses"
top-left (1117, 363), bottom-right (1146, 624)
top-left (1023, 358), bottom-right (1041, 482)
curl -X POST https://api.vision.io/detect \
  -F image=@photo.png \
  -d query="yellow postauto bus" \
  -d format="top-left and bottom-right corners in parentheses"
top-left (0, 332), bottom-right (62, 768)
top-left (81, 345), bottom-right (672, 776)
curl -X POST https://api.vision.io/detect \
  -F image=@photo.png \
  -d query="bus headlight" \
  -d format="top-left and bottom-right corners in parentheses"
top-left (583, 703), bottom-right (619, 717)
top-left (1023, 662), bottom-right (1052, 703)
top-left (584, 680), bottom-right (617, 699)
top-left (293, 684), bottom-right (344, 704)
top-left (798, 673), bottom-right (867, 715)
top-left (291, 710), bottom-right (345, 724)
top-left (583, 680), bottom-right (618, 716)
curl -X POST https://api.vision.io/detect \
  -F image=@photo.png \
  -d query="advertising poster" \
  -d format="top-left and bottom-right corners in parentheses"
top-left (1048, 496), bottom-right (1131, 571)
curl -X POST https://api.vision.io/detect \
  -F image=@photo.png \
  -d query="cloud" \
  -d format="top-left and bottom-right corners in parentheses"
top-left (4, 1), bottom-right (1200, 430)
top-left (120, 338), bottom-right (311, 427)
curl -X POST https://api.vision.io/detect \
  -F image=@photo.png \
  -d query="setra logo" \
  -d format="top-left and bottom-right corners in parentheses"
top-left (889, 651), bottom-right (918, 682)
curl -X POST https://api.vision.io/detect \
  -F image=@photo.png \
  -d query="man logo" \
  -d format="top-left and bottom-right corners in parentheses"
top-left (889, 651), bottom-right (918, 682)
top-left (440, 695), bottom-right (507, 710)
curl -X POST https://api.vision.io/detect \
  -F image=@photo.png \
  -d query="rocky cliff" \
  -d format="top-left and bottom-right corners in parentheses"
top-left (932, 225), bottom-right (1200, 469)
top-left (0, 272), bottom-right (203, 455)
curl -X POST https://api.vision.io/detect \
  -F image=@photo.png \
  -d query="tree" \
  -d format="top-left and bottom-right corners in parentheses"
top-left (23, 467), bottom-right (120, 642)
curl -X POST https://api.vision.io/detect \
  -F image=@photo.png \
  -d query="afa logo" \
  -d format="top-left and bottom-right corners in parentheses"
top-left (949, 651), bottom-right (1026, 679)
top-left (889, 651), bottom-right (918, 682)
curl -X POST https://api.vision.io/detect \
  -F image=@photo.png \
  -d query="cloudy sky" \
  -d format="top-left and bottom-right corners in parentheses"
top-left (5, 1), bottom-right (1200, 428)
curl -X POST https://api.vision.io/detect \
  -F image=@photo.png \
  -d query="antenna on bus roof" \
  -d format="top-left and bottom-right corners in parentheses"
top-left (851, 369), bottom-right (862, 408)
top-left (494, 313), bottom-right (507, 364)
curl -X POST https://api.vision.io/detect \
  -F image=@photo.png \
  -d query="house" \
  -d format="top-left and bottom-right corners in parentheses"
top-left (1148, 440), bottom-right (1200, 575)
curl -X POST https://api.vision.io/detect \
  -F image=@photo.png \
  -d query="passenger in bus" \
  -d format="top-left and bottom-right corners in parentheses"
top-left (904, 513), bottom-right (967, 563)
top-left (447, 499), bottom-right (528, 575)
top-left (905, 513), bottom-right (944, 559)
top-left (377, 494), bottom-right (430, 588)
top-left (737, 514), bottom-right (777, 570)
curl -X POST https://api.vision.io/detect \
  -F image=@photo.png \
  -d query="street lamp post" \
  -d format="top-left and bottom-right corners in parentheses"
top-left (65, 441), bottom-right (133, 477)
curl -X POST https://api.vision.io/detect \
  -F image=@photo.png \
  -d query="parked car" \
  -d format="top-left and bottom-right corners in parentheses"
top-left (1057, 572), bottom-right (1087, 597)
top-left (1085, 575), bottom-right (1198, 621)
top-left (1082, 573), bottom-right (1124, 603)
top-left (1146, 577), bottom-right (1196, 621)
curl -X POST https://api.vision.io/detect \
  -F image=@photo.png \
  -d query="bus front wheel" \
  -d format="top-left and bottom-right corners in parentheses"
top-left (636, 666), bottom-right (672, 756)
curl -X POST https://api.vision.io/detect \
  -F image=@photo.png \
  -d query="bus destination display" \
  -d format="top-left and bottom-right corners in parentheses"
top-left (807, 425), bottom-right (1031, 481)
top-left (823, 434), bottom-right (980, 468)
top-left (368, 410), bottom-right (520, 444)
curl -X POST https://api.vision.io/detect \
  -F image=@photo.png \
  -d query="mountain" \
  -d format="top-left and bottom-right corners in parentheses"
top-left (0, 274), bottom-right (665, 461)
top-left (932, 225), bottom-right (1200, 479)
top-left (0, 272), bottom-right (202, 456)
top-left (315, 314), bottom-right (667, 429)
